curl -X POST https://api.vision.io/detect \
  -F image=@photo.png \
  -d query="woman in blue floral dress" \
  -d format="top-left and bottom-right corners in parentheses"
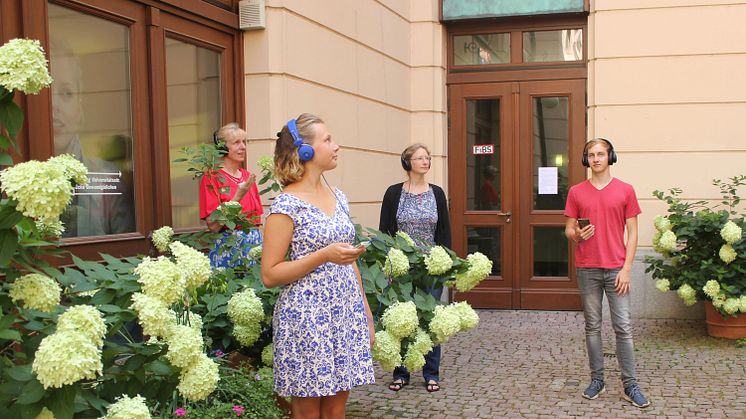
top-left (261, 113), bottom-right (375, 417)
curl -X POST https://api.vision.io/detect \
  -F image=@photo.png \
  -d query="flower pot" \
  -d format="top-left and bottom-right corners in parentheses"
top-left (704, 301), bottom-right (746, 339)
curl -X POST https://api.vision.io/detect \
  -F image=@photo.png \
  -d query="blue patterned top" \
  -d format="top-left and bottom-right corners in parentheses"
top-left (267, 188), bottom-right (375, 397)
top-left (397, 186), bottom-right (438, 248)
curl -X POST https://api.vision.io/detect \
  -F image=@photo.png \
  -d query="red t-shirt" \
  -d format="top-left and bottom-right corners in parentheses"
top-left (199, 168), bottom-right (264, 224)
top-left (564, 178), bottom-right (641, 269)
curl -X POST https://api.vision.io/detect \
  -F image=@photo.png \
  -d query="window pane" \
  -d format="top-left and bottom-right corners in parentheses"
top-left (532, 97), bottom-right (569, 210)
top-left (466, 99), bottom-right (501, 211)
top-left (523, 29), bottom-right (582, 62)
top-left (454, 33), bottom-right (510, 65)
top-left (533, 227), bottom-right (568, 277)
top-left (467, 227), bottom-right (500, 277)
top-left (166, 38), bottom-right (222, 229)
top-left (49, 4), bottom-right (136, 238)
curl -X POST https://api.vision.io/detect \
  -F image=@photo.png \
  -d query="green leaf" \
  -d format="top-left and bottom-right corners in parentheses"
top-left (5, 364), bottom-right (33, 382)
top-left (0, 152), bottom-right (12, 166)
top-left (0, 328), bottom-right (21, 341)
top-left (48, 385), bottom-right (77, 419)
top-left (0, 133), bottom-right (11, 150)
top-left (97, 304), bottom-right (122, 313)
top-left (0, 228), bottom-right (18, 266)
top-left (0, 96), bottom-right (24, 140)
top-left (15, 379), bottom-right (44, 404)
top-left (0, 202), bottom-right (23, 229)
top-left (0, 314), bottom-right (16, 330)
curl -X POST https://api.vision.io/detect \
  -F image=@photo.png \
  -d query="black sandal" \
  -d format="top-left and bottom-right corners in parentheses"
top-left (426, 380), bottom-right (440, 392)
top-left (388, 379), bottom-right (408, 392)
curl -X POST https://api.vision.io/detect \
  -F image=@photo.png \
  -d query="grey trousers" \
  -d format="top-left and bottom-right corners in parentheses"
top-left (576, 268), bottom-right (638, 388)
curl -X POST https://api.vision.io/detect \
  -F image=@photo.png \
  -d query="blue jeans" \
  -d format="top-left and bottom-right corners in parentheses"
top-left (576, 268), bottom-right (638, 388)
top-left (393, 286), bottom-right (443, 383)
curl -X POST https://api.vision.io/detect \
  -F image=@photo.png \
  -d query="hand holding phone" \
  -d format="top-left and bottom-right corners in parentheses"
top-left (578, 218), bottom-right (590, 229)
top-left (356, 240), bottom-right (371, 249)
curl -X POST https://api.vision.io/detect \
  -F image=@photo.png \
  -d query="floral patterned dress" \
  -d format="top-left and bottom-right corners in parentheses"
top-left (269, 189), bottom-right (375, 397)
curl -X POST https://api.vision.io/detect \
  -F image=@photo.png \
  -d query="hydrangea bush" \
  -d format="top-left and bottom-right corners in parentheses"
top-left (358, 229), bottom-right (490, 371)
top-left (645, 175), bottom-right (746, 317)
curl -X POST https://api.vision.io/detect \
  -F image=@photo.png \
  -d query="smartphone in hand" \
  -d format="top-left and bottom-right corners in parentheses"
top-left (578, 218), bottom-right (590, 229)
top-left (356, 240), bottom-right (371, 249)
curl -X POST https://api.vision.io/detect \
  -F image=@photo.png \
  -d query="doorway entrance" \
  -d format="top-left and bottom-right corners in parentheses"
top-left (448, 79), bottom-right (586, 309)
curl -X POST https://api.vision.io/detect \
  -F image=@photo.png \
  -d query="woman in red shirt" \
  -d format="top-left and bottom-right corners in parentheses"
top-left (199, 123), bottom-right (264, 267)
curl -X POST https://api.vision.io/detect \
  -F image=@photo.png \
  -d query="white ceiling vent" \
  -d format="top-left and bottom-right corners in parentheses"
top-left (239, 0), bottom-right (265, 31)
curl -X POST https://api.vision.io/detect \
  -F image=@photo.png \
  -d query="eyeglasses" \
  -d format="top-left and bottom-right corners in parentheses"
top-left (409, 156), bottom-right (432, 162)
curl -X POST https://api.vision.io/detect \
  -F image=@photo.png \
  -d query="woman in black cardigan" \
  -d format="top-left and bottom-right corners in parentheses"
top-left (379, 143), bottom-right (451, 393)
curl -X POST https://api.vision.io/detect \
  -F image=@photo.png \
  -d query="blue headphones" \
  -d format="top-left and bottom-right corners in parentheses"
top-left (287, 119), bottom-right (314, 162)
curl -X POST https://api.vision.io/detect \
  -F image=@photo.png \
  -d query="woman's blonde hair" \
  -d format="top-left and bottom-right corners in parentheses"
top-left (215, 122), bottom-right (242, 143)
top-left (274, 113), bottom-right (324, 186)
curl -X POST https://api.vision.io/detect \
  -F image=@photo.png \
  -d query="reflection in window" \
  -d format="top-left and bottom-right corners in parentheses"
top-left (467, 227), bottom-right (500, 277)
top-left (454, 33), bottom-right (510, 65)
top-left (166, 38), bottom-right (221, 229)
top-left (466, 100), bottom-right (501, 211)
top-left (533, 97), bottom-right (569, 210)
top-left (48, 4), bottom-right (136, 238)
top-left (533, 227), bottom-right (568, 277)
top-left (523, 29), bottom-right (582, 62)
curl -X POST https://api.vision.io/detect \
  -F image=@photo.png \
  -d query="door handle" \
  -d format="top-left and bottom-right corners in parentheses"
top-left (497, 211), bottom-right (511, 223)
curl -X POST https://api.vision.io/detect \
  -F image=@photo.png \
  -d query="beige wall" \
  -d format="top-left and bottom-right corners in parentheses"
top-left (243, 0), bottom-right (446, 229)
top-left (588, 0), bottom-right (746, 249)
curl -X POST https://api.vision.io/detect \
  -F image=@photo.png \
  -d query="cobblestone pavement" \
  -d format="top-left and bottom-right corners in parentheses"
top-left (347, 310), bottom-right (746, 418)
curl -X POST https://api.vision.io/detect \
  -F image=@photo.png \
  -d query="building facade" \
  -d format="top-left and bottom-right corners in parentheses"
top-left (3, 0), bottom-right (745, 318)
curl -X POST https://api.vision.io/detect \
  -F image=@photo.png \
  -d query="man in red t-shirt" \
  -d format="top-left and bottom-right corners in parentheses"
top-left (564, 138), bottom-right (650, 408)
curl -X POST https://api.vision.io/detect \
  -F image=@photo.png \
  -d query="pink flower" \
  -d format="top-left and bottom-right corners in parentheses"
top-left (175, 407), bottom-right (187, 417)
top-left (232, 405), bottom-right (245, 416)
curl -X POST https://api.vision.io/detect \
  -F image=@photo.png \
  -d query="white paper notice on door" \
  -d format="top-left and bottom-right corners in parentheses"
top-left (538, 167), bottom-right (558, 195)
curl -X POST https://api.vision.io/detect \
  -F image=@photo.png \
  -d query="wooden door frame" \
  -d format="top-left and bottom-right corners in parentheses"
top-left (517, 79), bottom-right (586, 310)
top-left (448, 82), bottom-right (516, 308)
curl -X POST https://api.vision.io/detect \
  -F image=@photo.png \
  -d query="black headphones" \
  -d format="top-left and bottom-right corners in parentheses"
top-left (582, 137), bottom-right (617, 167)
top-left (213, 130), bottom-right (228, 156)
top-left (400, 152), bottom-right (412, 172)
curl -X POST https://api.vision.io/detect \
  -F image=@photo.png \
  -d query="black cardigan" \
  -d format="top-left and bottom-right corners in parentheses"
top-left (378, 182), bottom-right (452, 248)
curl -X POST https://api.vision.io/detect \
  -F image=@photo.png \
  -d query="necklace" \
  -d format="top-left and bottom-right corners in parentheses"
top-left (222, 169), bottom-right (243, 182)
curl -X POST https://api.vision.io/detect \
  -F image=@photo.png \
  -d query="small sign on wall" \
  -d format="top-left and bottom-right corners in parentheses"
top-left (472, 144), bottom-right (494, 155)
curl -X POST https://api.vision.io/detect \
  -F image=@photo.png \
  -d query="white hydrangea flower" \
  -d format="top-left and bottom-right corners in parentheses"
top-left (720, 220), bottom-right (742, 245)
top-left (177, 354), bottom-right (219, 401)
top-left (182, 311), bottom-right (202, 334)
top-left (35, 219), bottom-right (65, 238)
top-left (47, 154), bottom-right (88, 186)
top-left (655, 278), bottom-right (670, 293)
top-left (151, 226), bottom-right (174, 253)
top-left (719, 244), bottom-right (737, 264)
top-left (383, 248), bottom-right (410, 278)
top-left (164, 324), bottom-right (204, 369)
top-left (32, 331), bottom-right (102, 389)
top-left (702, 280), bottom-right (721, 299)
top-left (134, 256), bottom-right (185, 306)
top-left (653, 215), bottom-right (672, 232)
top-left (676, 283), bottom-right (697, 306)
top-left (739, 296), bottom-right (746, 313)
top-left (169, 242), bottom-right (211, 291)
top-left (381, 301), bottom-right (418, 339)
top-left (233, 323), bottom-right (262, 347)
top-left (371, 330), bottom-right (401, 372)
top-left (410, 328), bottom-right (433, 355)
top-left (0, 38), bottom-right (53, 94)
top-left (103, 394), bottom-right (151, 419)
top-left (35, 407), bottom-right (55, 419)
top-left (658, 230), bottom-right (678, 253)
top-left (262, 343), bottom-right (273, 366)
top-left (402, 347), bottom-right (426, 372)
top-left (723, 298), bottom-right (740, 315)
top-left (56, 305), bottom-right (106, 347)
top-left (424, 246), bottom-right (453, 275)
top-left (712, 294), bottom-right (726, 309)
top-left (450, 301), bottom-right (479, 331)
top-left (130, 293), bottom-right (177, 338)
top-left (9, 273), bottom-right (61, 312)
top-left (0, 160), bottom-right (72, 222)
top-left (429, 305), bottom-right (461, 344)
top-left (227, 288), bottom-right (264, 326)
top-left (453, 252), bottom-right (493, 292)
